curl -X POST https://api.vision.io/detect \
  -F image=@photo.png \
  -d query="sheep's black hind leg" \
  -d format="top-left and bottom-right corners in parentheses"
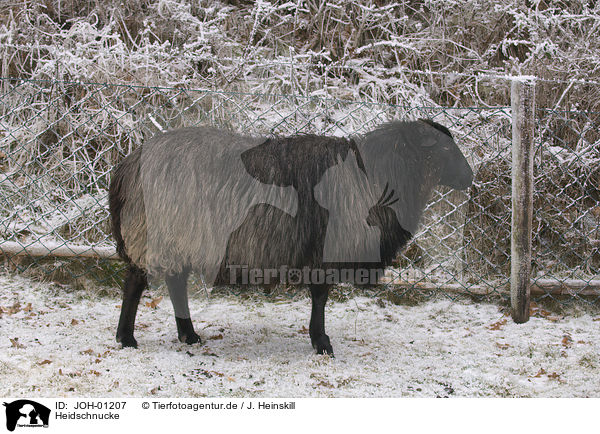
top-left (309, 284), bottom-right (333, 356)
top-left (116, 265), bottom-right (147, 348)
top-left (166, 267), bottom-right (201, 345)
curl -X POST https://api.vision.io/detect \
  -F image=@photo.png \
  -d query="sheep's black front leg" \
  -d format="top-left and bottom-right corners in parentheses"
top-left (309, 284), bottom-right (333, 356)
top-left (116, 265), bottom-right (148, 348)
top-left (165, 267), bottom-right (201, 345)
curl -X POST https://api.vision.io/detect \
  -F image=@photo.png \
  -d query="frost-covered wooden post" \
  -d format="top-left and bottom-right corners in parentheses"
top-left (511, 77), bottom-right (535, 323)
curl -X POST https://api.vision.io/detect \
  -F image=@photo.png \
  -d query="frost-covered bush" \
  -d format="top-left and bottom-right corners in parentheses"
top-left (1, 0), bottom-right (599, 108)
top-left (0, 0), bottom-right (599, 287)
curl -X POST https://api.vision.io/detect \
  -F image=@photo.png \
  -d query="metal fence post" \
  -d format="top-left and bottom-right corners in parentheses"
top-left (511, 77), bottom-right (535, 323)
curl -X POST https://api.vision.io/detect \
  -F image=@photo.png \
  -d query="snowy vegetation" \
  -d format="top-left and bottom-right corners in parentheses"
top-left (1, 1), bottom-right (600, 399)
top-left (1, 0), bottom-right (600, 108)
top-left (0, 0), bottom-right (599, 290)
top-left (2, 274), bottom-right (600, 397)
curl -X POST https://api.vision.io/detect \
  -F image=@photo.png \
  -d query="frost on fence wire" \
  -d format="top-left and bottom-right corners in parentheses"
top-left (531, 108), bottom-right (600, 301)
top-left (1, 78), bottom-right (596, 302)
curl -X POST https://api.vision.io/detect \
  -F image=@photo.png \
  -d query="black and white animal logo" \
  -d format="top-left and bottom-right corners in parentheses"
top-left (3, 400), bottom-right (50, 431)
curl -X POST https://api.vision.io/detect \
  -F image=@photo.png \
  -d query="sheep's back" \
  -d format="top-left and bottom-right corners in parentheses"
top-left (115, 127), bottom-right (297, 280)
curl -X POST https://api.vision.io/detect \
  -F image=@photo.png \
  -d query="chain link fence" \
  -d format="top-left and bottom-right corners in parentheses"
top-left (0, 77), bottom-right (598, 305)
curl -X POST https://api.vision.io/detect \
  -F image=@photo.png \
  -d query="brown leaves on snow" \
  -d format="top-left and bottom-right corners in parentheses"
top-left (145, 296), bottom-right (163, 309)
top-left (488, 319), bottom-right (507, 330)
top-left (531, 368), bottom-right (562, 382)
top-left (2, 302), bottom-right (25, 316)
top-left (9, 337), bottom-right (24, 348)
top-left (561, 333), bottom-right (573, 348)
top-left (297, 326), bottom-right (309, 334)
top-left (529, 302), bottom-right (561, 322)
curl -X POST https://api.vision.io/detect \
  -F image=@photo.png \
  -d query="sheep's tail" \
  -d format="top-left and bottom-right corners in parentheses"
top-left (109, 169), bottom-right (129, 264)
top-left (109, 151), bottom-right (140, 265)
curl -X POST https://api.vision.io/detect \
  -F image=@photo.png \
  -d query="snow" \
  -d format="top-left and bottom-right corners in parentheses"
top-left (1, 273), bottom-right (599, 398)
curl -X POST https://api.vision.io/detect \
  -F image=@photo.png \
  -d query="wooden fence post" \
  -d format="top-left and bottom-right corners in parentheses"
top-left (511, 77), bottom-right (535, 323)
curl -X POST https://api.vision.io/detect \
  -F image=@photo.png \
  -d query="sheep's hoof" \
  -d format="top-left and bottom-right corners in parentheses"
top-left (175, 317), bottom-right (202, 345)
top-left (312, 335), bottom-right (334, 357)
top-left (117, 334), bottom-right (138, 349)
top-left (178, 332), bottom-right (202, 345)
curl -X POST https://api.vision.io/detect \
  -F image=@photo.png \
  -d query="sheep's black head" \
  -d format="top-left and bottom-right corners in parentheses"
top-left (417, 119), bottom-right (473, 190)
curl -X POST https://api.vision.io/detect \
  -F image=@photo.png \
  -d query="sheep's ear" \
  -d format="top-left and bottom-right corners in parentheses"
top-left (241, 138), bottom-right (292, 186)
top-left (415, 121), bottom-right (438, 147)
top-left (417, 119), bottom-right (455, 147)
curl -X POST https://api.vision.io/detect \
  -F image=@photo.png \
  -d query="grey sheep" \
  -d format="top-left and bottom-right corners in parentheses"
top-left (109, 120), bottom-right (473, 355)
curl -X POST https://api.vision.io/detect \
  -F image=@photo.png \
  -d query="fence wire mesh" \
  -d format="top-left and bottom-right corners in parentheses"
top-left (0, 77), bottom-right (598, 304)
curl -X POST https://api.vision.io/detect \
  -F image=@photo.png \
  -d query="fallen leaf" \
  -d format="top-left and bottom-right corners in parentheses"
top-left (547, 372), bottom-right (561, 380)
top-left (561, 334), bottom-right (573, 348)
top-left (533, 368), bottom-right (546, 378)
top-left (7, 302), bottom-right (21, 315)
top-left (316, 380), bottom-right (334, 388)
top-left (298, 326), bottom-right (309, 334)
top-left (89, 370), bottom-right (101, 376)
top-left (23, 303), bottom-right (32, 312)
top-left (71, 319), bottom-right (79, 326)
top-left (496, 342), bottom-right (510, 350)
top-left (9, 338), bottom-right (24, 348)
top-left (209, 334), bottom-right (223, 340)
top-left (489, 319), bottom-right (507, 330)
top-left (38, 360), bottom-right (52, 365)
top-left (81, 348), bottom-right (94, 355)
top-left (145, 296), bottom-right (163, 309)
top-left (193, 369), bottom-right (212, 378)
top-left (227, 376), bottom-right (235, 382)
top-left (150, 387), bottom-right (159, 394)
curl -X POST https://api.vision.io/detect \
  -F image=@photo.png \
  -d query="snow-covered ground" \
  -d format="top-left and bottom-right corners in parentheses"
top-left (1, 273), bottom-right (599, 397)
